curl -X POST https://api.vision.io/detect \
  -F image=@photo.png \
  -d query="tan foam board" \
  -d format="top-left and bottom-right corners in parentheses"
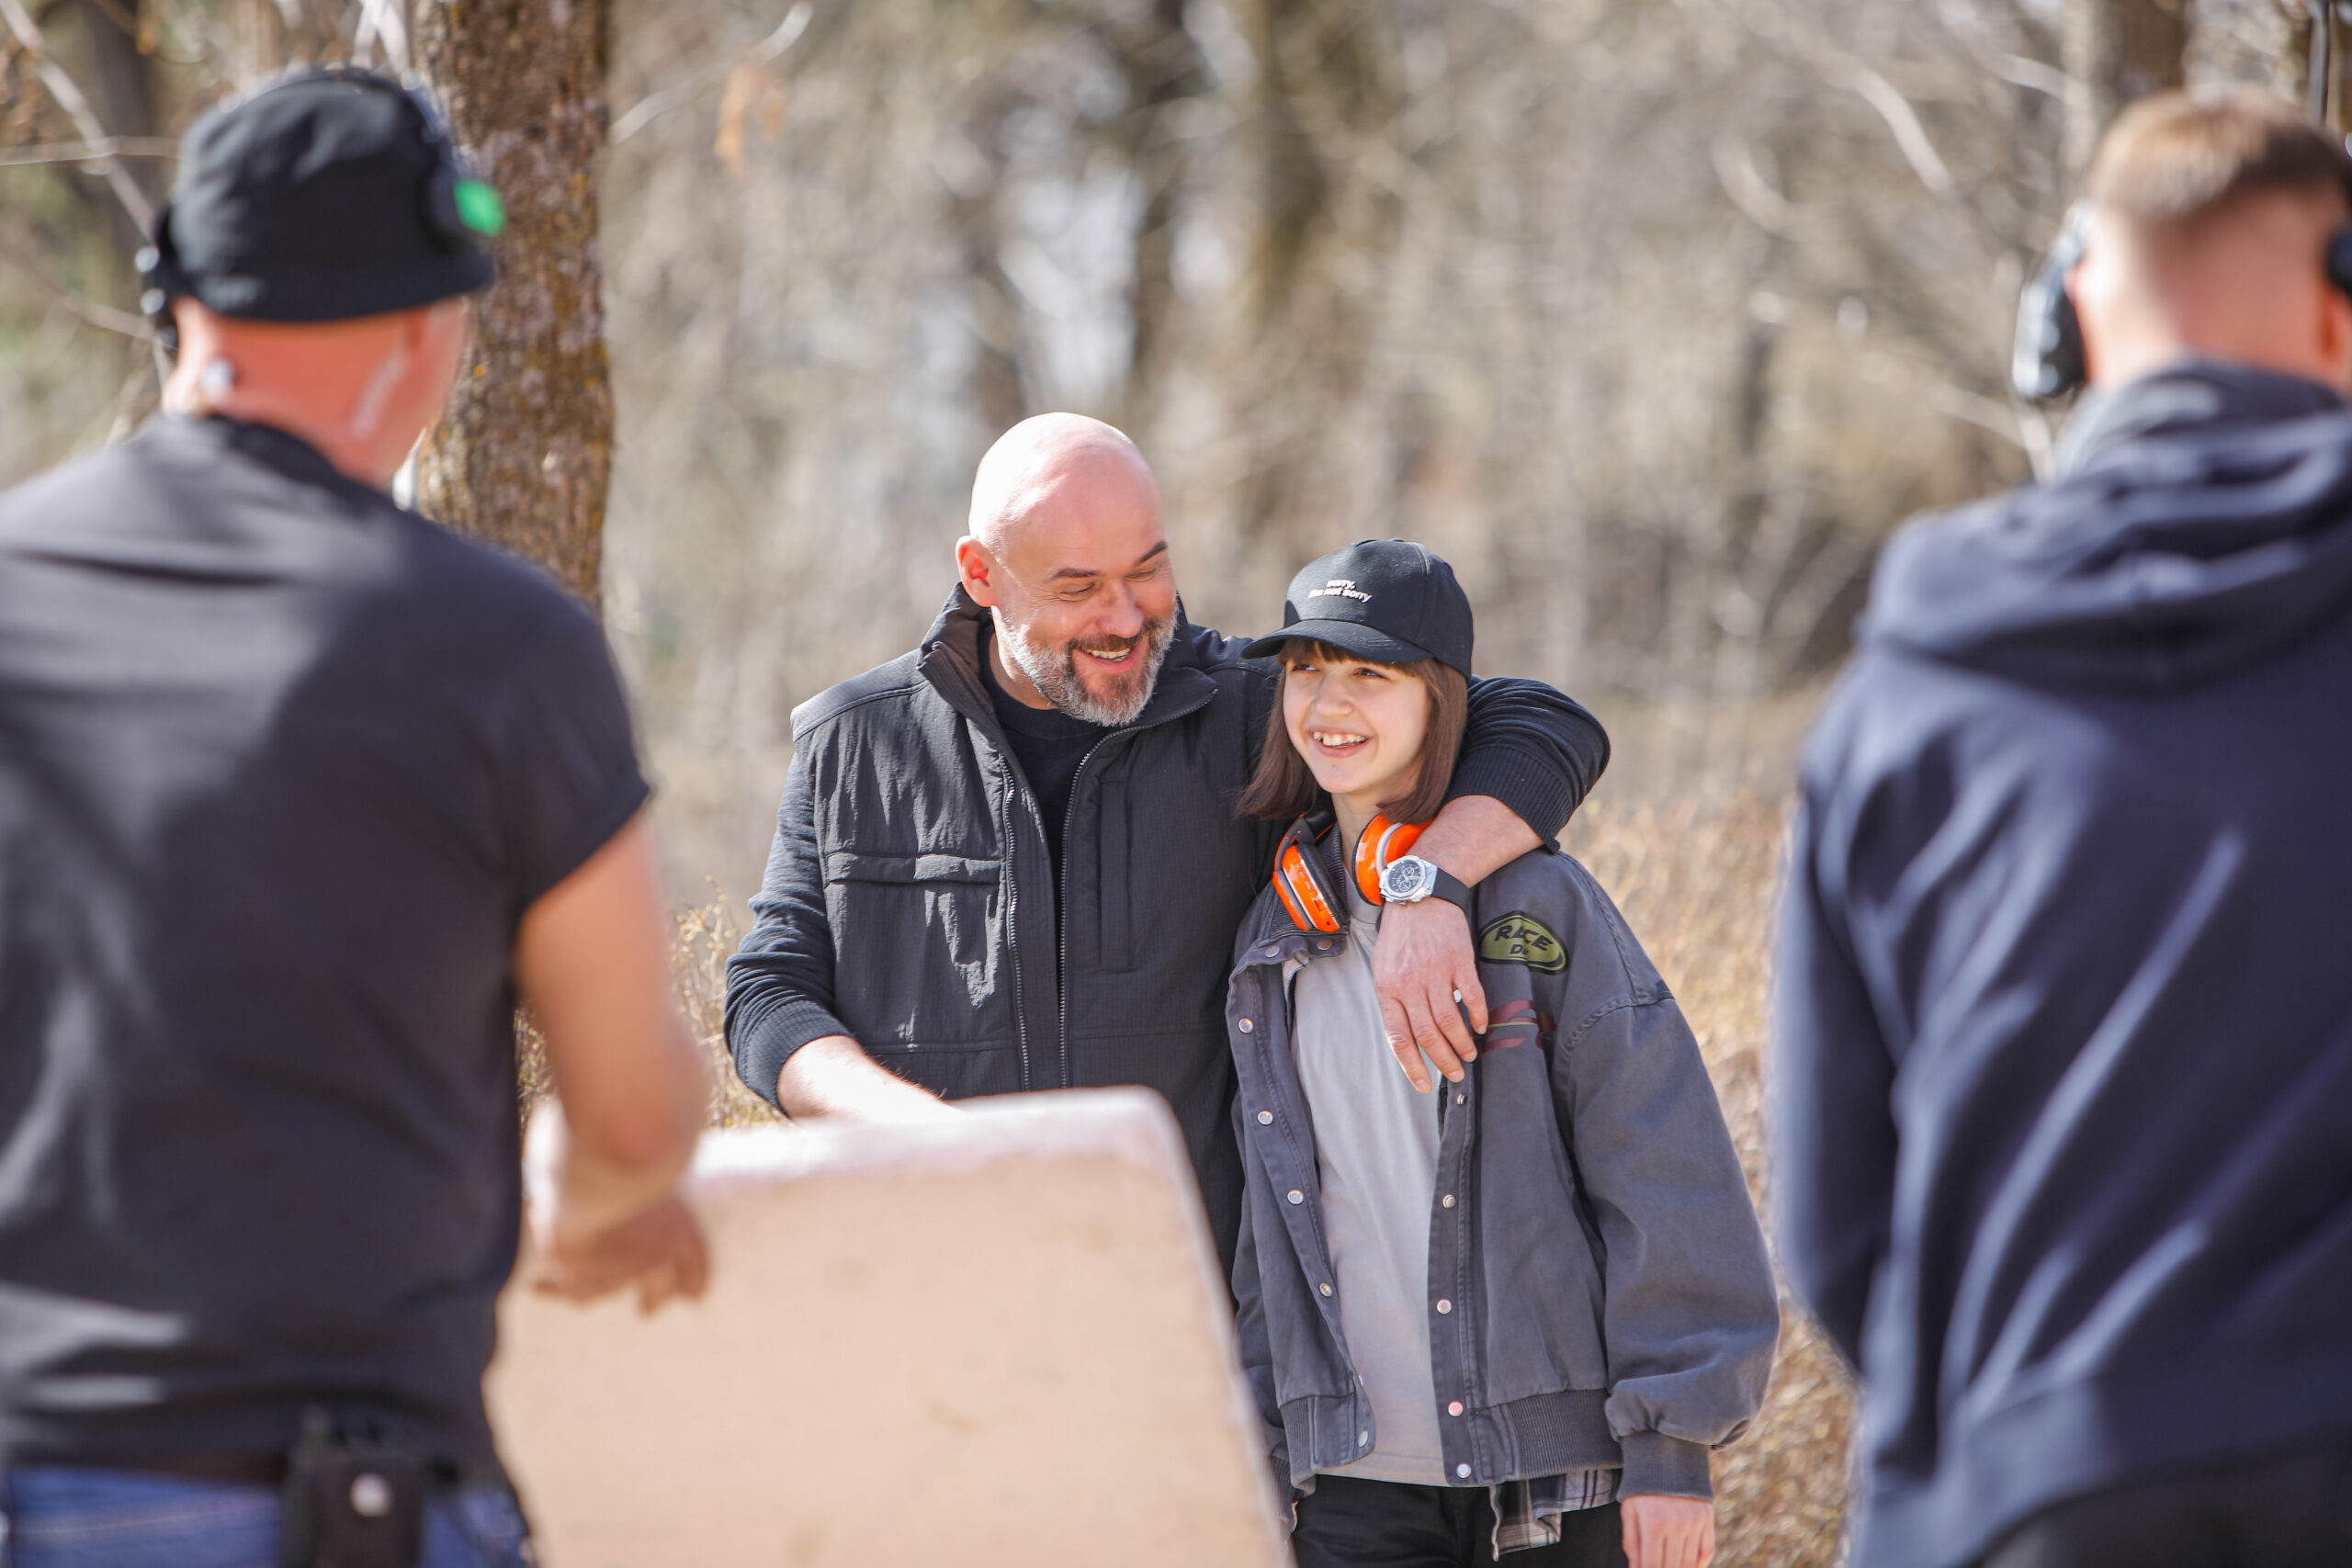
top-left (486, 1089), bottom-right (1289, 1568)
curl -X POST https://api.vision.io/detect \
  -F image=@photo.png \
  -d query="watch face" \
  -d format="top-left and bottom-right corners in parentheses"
top-left (1381, 856), bottom-right (1435, 903)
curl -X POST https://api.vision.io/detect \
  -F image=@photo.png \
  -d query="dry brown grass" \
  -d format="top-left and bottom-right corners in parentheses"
top-left (575, 795), bottom-right (1852, 1556)
top-left (1565, 793), bottom-right (1853, 1566)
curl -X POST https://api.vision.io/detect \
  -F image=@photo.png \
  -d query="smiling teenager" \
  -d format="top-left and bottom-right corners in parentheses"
top-left (1225, 541), bottom-right (1779, 1568)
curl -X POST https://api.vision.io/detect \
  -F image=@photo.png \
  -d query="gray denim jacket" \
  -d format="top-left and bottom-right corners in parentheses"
top-left (1226, 841), bottom-right (1779, 1500)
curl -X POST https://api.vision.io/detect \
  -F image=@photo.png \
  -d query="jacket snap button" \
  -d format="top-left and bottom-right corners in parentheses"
top-left (1441, 1194), bottom-right (1455, 1208)
top-left (1435, 1299), bottom-right (1452, 1314)
top-left (1359, 1431), bottom-right (1370, 1447)
top-left (1454, 1093), bottom-right (1465, 1105)
top-left (1239, 1018), bottom-right (1254, 1033)
top-left (1316, 939), bottom-right (1332, 950)
top-left (1286, 1190), bottom-right (1305, 1205)
top-left (1265, 946), bottom-right (1281, 958)
top-left (1258, 1111), bottom-right (1273, 1124)
top-left (1448, 1401), bottom-right (1464, 1416)
top-left (1319, 1282), bottom-right (1333, 1297)
top-left (1456, 1463), bottom-right (1471, 1479)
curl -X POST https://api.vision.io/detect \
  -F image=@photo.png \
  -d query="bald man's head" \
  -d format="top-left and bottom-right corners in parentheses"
top-left (956, 413), bottom-right (1178, 726)
top-left (967, 413), bottom-right (1159, 553)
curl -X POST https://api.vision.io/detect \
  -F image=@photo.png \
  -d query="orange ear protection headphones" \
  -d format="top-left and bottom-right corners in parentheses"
top-left (1272, 812), bottom-right (1430, 934)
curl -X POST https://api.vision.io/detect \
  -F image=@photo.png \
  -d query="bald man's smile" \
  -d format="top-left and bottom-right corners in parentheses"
top-left (1075, 637), bottom-right (1141, 667)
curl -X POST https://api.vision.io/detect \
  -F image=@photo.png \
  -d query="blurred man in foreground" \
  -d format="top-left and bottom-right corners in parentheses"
top-left (0, 69), bottom-right (707, 1565)
top-left (1777, 89), bottom-right (2352, 1568)
top-left (726, 413), bottom-right (1610, 1271)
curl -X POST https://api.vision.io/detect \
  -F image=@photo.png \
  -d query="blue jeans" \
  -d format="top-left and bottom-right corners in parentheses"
top-left (0, 1466), bottom-right (534, 1568)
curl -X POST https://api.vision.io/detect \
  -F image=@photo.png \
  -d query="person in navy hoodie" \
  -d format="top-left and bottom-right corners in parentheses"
top-left (1775, 89), bottom-right (2352, 1568)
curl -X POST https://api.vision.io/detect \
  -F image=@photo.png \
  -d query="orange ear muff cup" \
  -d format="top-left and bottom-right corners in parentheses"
top-left (1275, 840), bottom-right (1341, 933)
top-left (1352, 815), bottom-right (1429, 905)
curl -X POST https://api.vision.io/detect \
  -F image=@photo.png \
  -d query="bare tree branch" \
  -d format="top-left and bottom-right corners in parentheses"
top-left (1711, 135), bottom-right (1827, 241)
top-left (1993, 52), bottom-right (2071, 99)
top-left (0, 136), bottom-right (177, 166)
top-left (610, 2), bottom-right (811, 144)
top-left (1848, 64), bottom-right (1958, 199)
top-left (0, 230), bottom-right (154, 339)
top-left (353, 0), bottom-right (409, 73)
top-left (1927, 378), bottom-right (2025, 449)
top-left (0, 0), bottom-right (156, 230)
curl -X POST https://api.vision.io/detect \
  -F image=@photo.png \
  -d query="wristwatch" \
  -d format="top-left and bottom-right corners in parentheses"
top-left (1378, 854), bottom-right (1472, 916)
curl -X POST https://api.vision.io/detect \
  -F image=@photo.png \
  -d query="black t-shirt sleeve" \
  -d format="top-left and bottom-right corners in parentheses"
top-left (493, 608), bottom-right (652, 909)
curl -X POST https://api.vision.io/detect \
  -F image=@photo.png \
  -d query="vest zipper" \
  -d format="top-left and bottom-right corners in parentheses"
top-left (1056, 737), bottom-right (1114, 1092)
top-left (999, 765), bottom-right (1034, 1092)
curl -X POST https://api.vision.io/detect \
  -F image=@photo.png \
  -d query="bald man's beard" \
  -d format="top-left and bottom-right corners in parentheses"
top-left (998, 611), bottom-right (1176, 727)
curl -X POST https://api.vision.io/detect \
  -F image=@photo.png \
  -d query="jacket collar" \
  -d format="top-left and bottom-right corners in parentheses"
top-left (915, 583), bottom-right (1219, 735)
top-left (2055, 356), bottom-right (2346, 479)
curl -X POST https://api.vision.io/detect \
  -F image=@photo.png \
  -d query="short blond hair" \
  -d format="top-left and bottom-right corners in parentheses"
top-left (2088, 88), bottom-right (2352, 231)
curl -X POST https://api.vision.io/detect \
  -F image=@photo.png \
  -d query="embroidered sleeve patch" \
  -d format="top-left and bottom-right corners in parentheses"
top-left (1478, 912), bottom-right (1566, 973)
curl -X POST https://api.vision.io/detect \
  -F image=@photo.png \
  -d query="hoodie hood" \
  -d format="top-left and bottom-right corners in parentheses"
top-left (1861, 359), bottom-right (2352, 690)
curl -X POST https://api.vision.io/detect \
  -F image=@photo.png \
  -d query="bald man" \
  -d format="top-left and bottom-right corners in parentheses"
top-left (726, 414), bottom-right (1610, 1269)
top-left (1776, 90), bottom-right (2352, 1568)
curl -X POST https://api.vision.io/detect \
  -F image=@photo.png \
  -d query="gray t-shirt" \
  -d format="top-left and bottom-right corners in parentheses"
top-left (1292, 882), bottom-right (1445, 1483)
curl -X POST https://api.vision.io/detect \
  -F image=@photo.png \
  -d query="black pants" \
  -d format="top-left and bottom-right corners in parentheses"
top-left (1974, 1441), bottom-right (2352, 1568)
top-left (1291, 1474), bottom-right (1625, 1568)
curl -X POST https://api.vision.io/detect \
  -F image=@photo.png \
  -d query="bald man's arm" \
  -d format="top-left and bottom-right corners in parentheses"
top-left (775, 1035), bottom-right (961, 1121)
top-left (724, 752), bottom-right (961, 1122)
top-left (1374, 674), bottom-right (1612, 1089)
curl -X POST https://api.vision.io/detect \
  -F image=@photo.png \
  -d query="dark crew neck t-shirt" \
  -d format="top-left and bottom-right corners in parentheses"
top-left (979, 626), bottom-right (1111, 880)
top-left (0, 417), bottom-right (648, 1472)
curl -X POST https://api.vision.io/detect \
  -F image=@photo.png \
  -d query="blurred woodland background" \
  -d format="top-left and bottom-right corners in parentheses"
top-left (0, 0), bottom-right (2340, 1559)
top-left (0, 0), bottom-right (2331, 891)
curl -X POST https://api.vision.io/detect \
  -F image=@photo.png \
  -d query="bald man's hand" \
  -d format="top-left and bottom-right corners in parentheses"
top-left (1370, 795), bottom-right (1541, 1090)
top-left (1374, 897), bottom-right (1485, 1090)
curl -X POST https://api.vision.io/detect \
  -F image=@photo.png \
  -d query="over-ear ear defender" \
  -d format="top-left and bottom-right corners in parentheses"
top-left (2013, 203), bottom-right (2092, 402)
top-left (2015, 178), bottom-right (2352, 404)
top-left (1273, 820), bottom-right (1341, 934)
top-left (1353, 815), bottom-right (1425, 905)
top-left (2328, 225), bottom-right (2352, 299)
top-left (136, 220), bottom-right (189, 360)
top-left (1271, 813), bottom-right (1431, 935)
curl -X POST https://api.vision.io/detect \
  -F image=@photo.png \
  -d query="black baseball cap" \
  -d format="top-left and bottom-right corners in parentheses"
top-left (140, 66), bottom-right (503, 324)
top-left (1242, 539), bottom-right (1475, 677)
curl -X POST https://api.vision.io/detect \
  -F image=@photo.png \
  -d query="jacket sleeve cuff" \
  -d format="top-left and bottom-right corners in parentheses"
top-left (1445, 748), bottom-right (1574, 853)
top-left (1618, 1431), bottom-right (1713, 1500)
top-left (730, 996), bottom-right (854, 1111)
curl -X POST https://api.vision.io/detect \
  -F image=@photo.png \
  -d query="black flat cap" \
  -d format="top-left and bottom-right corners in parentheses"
top-left (141, 66), bottom-right (502, 323)
top-left (1242, 539), bottom-right (1476, 677)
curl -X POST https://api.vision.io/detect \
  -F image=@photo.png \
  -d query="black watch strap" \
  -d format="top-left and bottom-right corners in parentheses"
top-left (1428, 863), bottom-right (1472, 916)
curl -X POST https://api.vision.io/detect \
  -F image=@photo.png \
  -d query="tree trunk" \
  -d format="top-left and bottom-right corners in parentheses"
top-left (2063, 0), bottom-right (2188, 177)
top-left (412, 0), bottom-right (613, 609)
top-left (1223, 0), bottom-right (1397, 566)
top-left (2326, 6), bottom-right (2352, 134)
top-left (1100, 0), bottom-right (1203, 432)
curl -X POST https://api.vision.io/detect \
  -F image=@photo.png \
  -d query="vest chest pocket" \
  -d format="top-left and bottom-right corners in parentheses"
top-left (822, 850), bottom-right (1010, 1049)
